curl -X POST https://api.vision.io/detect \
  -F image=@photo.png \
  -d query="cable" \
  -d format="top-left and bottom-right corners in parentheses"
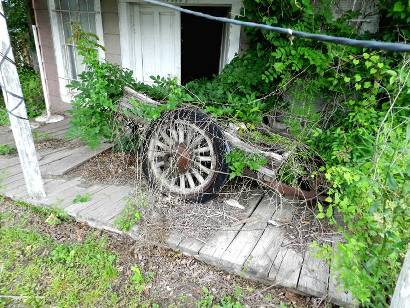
top-left (143, 0), bottom-right (410, 52)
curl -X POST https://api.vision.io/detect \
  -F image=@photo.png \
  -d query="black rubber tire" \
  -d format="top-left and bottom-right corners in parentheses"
top-left (142, 107), bottom-right (229, 203)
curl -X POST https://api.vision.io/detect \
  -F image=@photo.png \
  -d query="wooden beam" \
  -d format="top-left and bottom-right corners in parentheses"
top-left (0, 4), bottom-right (45, 199)
top-left (391, 245), bottom-right (410, 307)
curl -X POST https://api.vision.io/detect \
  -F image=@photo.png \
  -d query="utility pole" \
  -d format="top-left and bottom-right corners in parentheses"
top-left (0, 3), bottom-right (45, 199)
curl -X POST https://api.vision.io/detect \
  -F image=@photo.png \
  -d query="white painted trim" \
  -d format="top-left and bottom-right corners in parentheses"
top-left (118, 0), bottom-right (241, 80)
top-left (32, 25), bottom-right (52, 118)
top-left (119, 1), bottom-right (133, 72)
top-left (47, 0), bottom-right (105, 103)
top-left (226, 2), bottom-right (241, 64)
top-left (94, 0), bottom-right (106, 60)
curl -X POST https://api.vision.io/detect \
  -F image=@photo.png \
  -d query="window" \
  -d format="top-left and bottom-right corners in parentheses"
top-left (48, 0), bottom-right (104, 101)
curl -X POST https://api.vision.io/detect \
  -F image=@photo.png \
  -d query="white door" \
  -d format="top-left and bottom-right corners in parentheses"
top-left (131, 4), bottom-right (181, 83)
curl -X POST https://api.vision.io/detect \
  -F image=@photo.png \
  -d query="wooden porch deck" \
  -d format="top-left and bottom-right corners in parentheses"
top-left (0, 119), bottom-right (354, 306)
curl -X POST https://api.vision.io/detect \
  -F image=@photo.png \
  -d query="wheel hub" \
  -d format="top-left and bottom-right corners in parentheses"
top-left (176, 143), bottom-right (190, 173)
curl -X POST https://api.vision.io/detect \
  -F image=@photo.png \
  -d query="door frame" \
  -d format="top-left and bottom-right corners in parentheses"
top-left (118, 0), bottom-right (241, 81)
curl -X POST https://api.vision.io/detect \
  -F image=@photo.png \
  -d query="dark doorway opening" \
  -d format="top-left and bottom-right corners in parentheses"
top-left (181, 6), bottom-right (229, 84)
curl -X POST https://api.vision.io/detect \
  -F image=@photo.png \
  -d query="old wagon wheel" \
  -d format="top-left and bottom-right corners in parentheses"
top-left (142, 108), bottom-right (229, 203)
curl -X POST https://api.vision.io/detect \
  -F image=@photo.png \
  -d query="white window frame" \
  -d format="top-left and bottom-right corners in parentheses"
top-left (48, 0), bottom-right (105, 102)
top-left (118, 0), bottom-right (241, 81)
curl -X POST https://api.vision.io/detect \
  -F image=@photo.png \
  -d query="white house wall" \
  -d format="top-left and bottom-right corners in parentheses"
top-left (32, 0), bottom-right (245, 110)
top-left (102, 0), bottom-right (122, 65)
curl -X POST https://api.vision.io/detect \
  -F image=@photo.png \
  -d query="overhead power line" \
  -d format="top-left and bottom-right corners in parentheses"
top-left (143, 0), bottom-right (410, 52)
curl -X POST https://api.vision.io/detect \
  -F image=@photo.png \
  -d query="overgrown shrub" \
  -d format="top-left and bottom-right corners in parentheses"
top-left (0, 67), bottom-right (45, 125)
top-left (233, 1), bottom-right (410, 305)
top-left (67, 26), bottom-right (137, 148)
top-left (68, 2), bottom-right (409, 304)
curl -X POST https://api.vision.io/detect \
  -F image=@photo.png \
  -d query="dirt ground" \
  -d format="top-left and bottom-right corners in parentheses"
top-left (0, 198), bottom-right (320, 307)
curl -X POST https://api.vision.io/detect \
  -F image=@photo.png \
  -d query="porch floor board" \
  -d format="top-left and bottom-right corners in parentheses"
top-left (0, 120), bottom-right (355, 307)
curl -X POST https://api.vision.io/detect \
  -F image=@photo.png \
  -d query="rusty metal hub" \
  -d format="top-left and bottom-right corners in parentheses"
top-left (176, 143), bottom-right (190, 173)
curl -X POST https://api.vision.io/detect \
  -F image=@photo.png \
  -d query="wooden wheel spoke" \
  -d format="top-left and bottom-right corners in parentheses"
top-left (155, 138), bottom-right (170, 150)
top-left (193, 146), bottom-right (211, 154)
top-left (159, 130), bottom-right (173, 146)
top-left (170, 126), bottom-right (178, 142)
top-left (179, 174), bottom-right (186, 189)
top-left (196, 155), bottom-right (212, 162)
top-left (186, 172), bottom-right (196, 188)
top-left (178, 125), bottom-right (185, 143)
top-left (191, 167), bottom-right (205, 184)
top-left (193, 160), bottom-right (212, 174)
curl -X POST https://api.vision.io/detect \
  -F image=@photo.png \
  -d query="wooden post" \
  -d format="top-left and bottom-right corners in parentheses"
top-left (0, 3), bottom-right (45, 199)
top-left (32, 25), bottom-right (64, 123)
top-left (391, 246), bottom-right (410, 307)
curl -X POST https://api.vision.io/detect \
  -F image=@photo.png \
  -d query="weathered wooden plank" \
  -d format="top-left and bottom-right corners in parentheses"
top-left (41, 178), bottom-right (84, 205)
top-left (76, 186), bottom-right (131, 221)
top-left (0, 155), bottom-right (23, 170)
top-left (36, 123), bottom-right (70, 138)
top-left (271, 246), bottom-right (304, 289)
top-left (328, 243), bottom-right (356, 307)
top-left (55, 184), bottom-right (108, 210)
top-left (165, 231), bottom-right (185, 250)
top-left (198, 193), bottom-right (264, 266)
top-left (2, 177), bottom-right (47, 199)
top-left (244, 204), bottom-right (293, 278)
top-left (2, 146), bottom-right (78, 179)
top-left (221, 196), bottom-right (278, 271)
top-left (42, 144), bottom-right (112, 176)
top-left (391, 246), bottom-right (410, 308)
top-left (0, 134), bottom-right (15, 146)
top-left (178, 237), bottom-right (206, 256)
top-left (65, 185), bottom-right (121, 217)
top-left (35, 117), bottom-right (70, 133)
top-left (80, 186), bottom-right (133, 223)
top-left (297, 246), bottom-right (329, 298)
top-left (51, 129), bottom-right (70, 139)
top-left (4, 181), bottom-right (31, 199)
top-left (0, 149), bottom-right (56, 172)
top-left (1, 171), bottom-right (25, 187)
top-left (16, 178), bottom-right (74, 205)
top-left (1, 174), bottom-right (25, 192)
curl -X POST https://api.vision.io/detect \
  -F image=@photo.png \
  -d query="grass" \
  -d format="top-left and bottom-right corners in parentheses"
top-left (0, 200), bottom-right (139, 307)
top-left (0, 108), bottom-right (9, 126)
top-left (0, 223), bottom-right (119, 306)
top-left (0, 144), bottom-right (17, 155)
top-left (0, 199), bottom-right (295, 307)
top-left (114, 190), bottom-right (147, 231)
top-left (1, 232), bottom-right (121, 306)
top-left (73, 193), bottom-right (91, 203)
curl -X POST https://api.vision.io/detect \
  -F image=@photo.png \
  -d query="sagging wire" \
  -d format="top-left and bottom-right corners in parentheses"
top-left (143, 0), bottom-right (410, 52)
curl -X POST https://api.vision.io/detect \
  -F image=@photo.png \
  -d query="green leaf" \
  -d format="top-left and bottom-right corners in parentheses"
top-left (387, 174), bottom-right (398, 190)
top-left (316, 212), bottom-right (325, 219)
top-left (326, 205), bottom-right (333, 218)
top-left (393, 1), bottom-right (405, 12)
